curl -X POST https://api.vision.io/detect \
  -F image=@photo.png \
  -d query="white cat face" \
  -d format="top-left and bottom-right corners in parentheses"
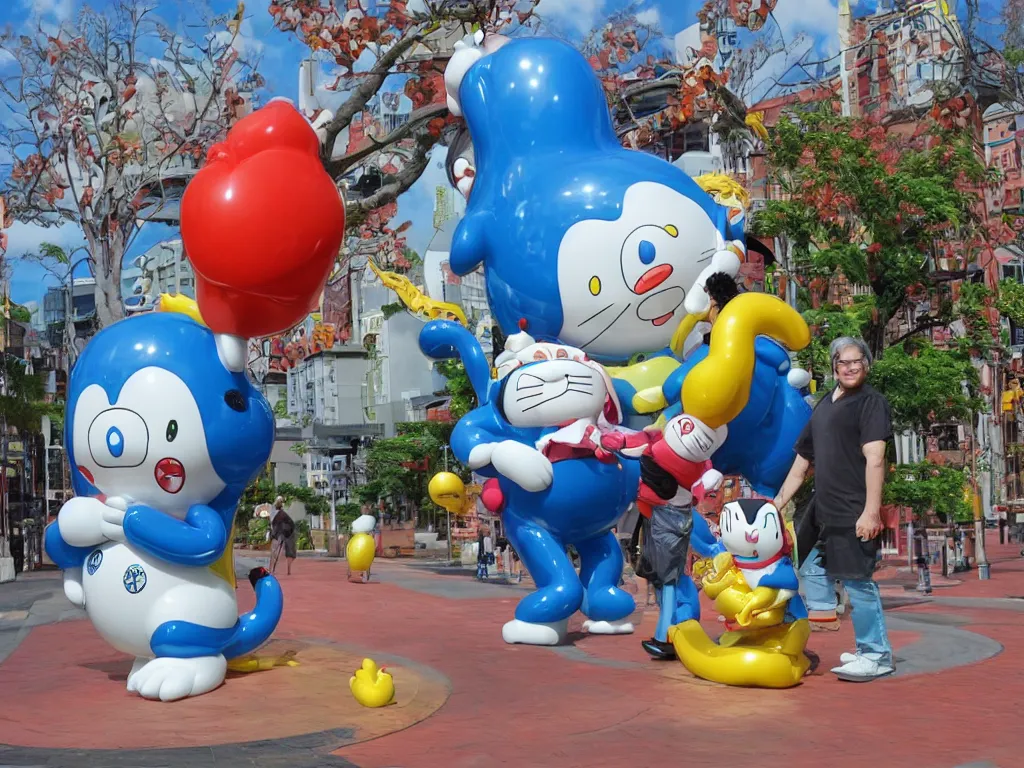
top-left (719, 500), bottom-right (785, 561)
top-left (72, 366), bottom-right (226, 519)
top-left (556, 181), bottom-right (725, 359)
top-left (500, 358), bottom-right (608, 429)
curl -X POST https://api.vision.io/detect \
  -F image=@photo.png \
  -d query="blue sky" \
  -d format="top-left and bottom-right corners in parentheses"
top-left (0, 0), bottom-right (1011, 305)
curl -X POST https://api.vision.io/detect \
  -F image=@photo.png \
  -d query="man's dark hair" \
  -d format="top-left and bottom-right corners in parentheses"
top-left (705, 272), bottom-right (740, 309)
top-left (702, 272), bottom-right (741, 347)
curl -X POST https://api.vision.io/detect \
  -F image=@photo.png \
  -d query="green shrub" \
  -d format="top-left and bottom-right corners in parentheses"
top-left (247, 517), bottom-right (269, 547)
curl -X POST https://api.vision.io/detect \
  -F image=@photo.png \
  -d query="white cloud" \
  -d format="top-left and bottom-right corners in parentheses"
top-left (537, 0), bottom-right (605, 35)
top-left (3, 221), bottom-right (85, 261)
top-left (635, 8), bottom-right (661, 27)
top-left (770, 0), bottom-right (838, 44)
top-left (214, 19), bottom-right (265, 59)
top-left (22, 0), bottom-right (74, 23)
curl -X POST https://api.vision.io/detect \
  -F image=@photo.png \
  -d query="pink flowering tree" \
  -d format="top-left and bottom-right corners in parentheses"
top-left (0, 0), bottom-right (261, 327)
top-left (754, 101), bottom-right (1012, 362)
top-left (269, 0), bottom-right (540, 234)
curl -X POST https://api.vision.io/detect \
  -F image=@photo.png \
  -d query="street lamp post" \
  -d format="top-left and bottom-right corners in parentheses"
top-left (329, 467), bottom-right (337, 533)
top-left (972, 413), bottom-right (991, 580)
top-left (444, 444), bottom-right (452, 565)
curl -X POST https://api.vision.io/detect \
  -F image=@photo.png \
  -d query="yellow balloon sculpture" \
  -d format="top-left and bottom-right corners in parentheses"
top-left (665, 294), bottom-right (812, 688)
top-left (670, 502), bottom-right (811, 688)
top-left (682, 292), bottom-right (811, 430)
top-left (429, 472), bottom-right (467, 514)
top-left (346, 515), bottom-right (377, 572)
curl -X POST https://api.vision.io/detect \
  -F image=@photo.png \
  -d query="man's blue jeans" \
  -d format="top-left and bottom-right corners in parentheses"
top-left (799, 546), bottom-right (893, 666)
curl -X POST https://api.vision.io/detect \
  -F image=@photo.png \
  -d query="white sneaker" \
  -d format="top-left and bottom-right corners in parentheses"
top-left (839, 651), bottom-right (883, 665)
top-left (831, 654), bottom-right (894, 682)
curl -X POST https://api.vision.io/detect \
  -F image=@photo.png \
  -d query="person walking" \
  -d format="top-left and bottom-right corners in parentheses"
top-left (774, 336), bottom-right (894, 682)
top-left (476, 526), bottom-right (491, 580)
top-left (269, 496), bottom-right (297, 576)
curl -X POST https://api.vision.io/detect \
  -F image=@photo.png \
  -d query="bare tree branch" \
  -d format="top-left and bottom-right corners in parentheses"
top-left (344, 130), bottom-right (436, 231)
top-left (321, 30), bottom-right (430, 151)
top-left (0, 0), bottom-right (260, 328)
top-left (326, 102), bottom-right (448, 178)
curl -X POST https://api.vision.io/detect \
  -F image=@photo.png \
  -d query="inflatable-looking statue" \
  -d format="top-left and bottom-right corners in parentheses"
top-left (600, 293), bottom-right (810, 661)
top-left (671, 499), bottom-right (812, 689)
top-left (440, 33), bottom-right (812, 501)
top-left (420, 320), bottom-right (644, 646)
top-left (443, 33), bottom-right (744, 363)
top-left (43, 101), bottom-right (344, 701)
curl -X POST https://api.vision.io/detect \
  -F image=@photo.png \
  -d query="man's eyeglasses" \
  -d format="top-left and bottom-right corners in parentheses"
top-left (836, 358), bottom-right (865, 371)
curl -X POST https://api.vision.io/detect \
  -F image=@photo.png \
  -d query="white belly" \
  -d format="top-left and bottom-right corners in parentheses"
top-left (80, 542), bottom-right (238, 658)
top-left (740, 564), bottom-right (776, 590)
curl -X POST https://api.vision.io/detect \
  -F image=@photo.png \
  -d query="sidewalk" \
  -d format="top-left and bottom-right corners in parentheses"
top-left (1, 551), bottom-right (1023, 767)
top-left (875, 540), bottom-right (1024, 598)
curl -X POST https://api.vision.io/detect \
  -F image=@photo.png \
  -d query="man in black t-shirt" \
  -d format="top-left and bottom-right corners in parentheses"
top-left (774, 336), bottom-right (894, 682)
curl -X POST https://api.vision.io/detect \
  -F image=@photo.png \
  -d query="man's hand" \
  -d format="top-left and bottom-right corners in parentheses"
top-left (855, 508), bottom-right (883, 541)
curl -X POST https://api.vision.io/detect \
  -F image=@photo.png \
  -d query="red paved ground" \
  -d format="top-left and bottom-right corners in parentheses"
top-left (4, 545), bottom-right (1024, 767)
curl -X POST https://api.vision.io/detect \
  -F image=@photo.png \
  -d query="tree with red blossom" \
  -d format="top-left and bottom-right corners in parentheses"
top-left (0, 1), bottom-right (261, 328)
top-left (753, 102), bottom-right (1012, 362)
top-left (583, 1), bottom-right (770, 154)
top-left (269, 0), bottom-right (540, 231)
top-left (269, 1), bottom-right (541, 344)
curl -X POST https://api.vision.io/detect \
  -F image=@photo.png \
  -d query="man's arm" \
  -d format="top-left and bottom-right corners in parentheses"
top-left (773, 454), bottom-right (811, 511)
top-left (857, 441), bottom-right (886, 539)
top-left (775, 419), bottom-right (814, 509)
top-left (856, 393), bottom-right (893, 540)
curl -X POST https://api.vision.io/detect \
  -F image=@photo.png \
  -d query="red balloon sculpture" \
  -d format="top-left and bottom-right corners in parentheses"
top-left (181, 100), bottom-right (346, 338)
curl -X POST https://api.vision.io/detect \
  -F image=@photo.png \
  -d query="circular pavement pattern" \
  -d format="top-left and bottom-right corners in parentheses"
top-left (0, 626), bottom-right (449, 753)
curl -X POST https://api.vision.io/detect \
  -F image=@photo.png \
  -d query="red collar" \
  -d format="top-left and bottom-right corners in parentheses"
top-left (733, 550), bottom-right (786, 570)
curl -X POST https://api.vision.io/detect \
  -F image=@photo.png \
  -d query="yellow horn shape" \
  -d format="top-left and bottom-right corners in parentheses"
top-left (157, 294), bottom-right (207, 326)
top-left (669, 311), bottom-right (708, 358)
top-left (668, 619), bottom-right (811, 689)
top-left (682, 293), bottom-right (810, 429)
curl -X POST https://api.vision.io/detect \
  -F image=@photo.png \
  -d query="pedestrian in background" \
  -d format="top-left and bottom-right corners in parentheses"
top-left (269, 496), bottom-right (297, 576)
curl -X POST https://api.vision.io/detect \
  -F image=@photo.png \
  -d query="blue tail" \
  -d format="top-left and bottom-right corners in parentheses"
top-left (150, 568), bottom-right (284, 660)
top-left (419, 320), bottom-right (494, 402)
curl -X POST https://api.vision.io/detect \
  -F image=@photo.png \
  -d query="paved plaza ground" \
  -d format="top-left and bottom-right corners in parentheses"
top-left (2, 543), bottom-right (1024, 768)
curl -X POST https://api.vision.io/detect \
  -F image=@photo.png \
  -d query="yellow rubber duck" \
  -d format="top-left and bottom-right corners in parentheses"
top-left (349, 658), bottom-right (396, 708)
top-left (670, 499), bottom-right (811, 689)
